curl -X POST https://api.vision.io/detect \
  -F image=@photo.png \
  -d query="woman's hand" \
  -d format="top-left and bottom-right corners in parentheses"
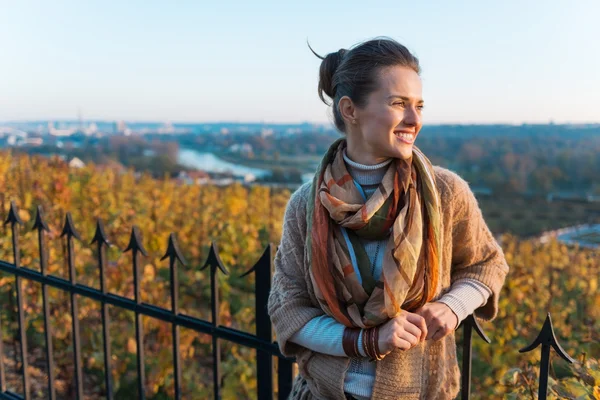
top-left (414, 302), bottom-right (459, 342)
top-left (377, 311), bottom-right (428, 355)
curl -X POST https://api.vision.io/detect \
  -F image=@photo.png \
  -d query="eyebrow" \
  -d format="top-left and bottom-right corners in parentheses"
top-left (387, 95), bottom-right (424, 104)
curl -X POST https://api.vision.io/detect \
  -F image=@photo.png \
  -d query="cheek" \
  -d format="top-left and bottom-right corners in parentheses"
top-left (374, 108), bottom-right (401, 129)
top-left (361, 107), bottom-right (400, 144)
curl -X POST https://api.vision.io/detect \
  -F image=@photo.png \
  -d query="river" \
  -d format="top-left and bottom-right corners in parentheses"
top-left (177, 149), bottom-right (271, 178)
top-left (178, 148), bottom-right (314, 183)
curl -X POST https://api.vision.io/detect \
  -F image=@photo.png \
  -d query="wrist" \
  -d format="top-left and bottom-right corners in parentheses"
top-left (437, 297), bottom-right (466, 329)
top-left (362, 326), bottom-right (385, 361)
top-left (437, 301), bottom-right (460, 330)
top-left (357, 329), bottom-right (367, 357)
top-left (342, 327), bottom-right (361, 358)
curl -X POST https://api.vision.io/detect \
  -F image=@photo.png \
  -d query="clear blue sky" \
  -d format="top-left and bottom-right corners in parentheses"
top-left (1, 0), bottom-right (599, 124)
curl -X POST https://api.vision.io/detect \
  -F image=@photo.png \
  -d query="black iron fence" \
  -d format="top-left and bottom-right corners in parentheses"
top-left (0, 201), bottom-right (575, 400)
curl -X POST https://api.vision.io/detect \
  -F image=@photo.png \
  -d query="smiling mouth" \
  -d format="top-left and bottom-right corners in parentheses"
top-left (394, 131), bottom-right (416, 144)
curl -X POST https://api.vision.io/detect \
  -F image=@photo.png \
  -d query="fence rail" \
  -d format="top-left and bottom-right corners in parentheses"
top-left (0, 201), bottom-right (574, 400)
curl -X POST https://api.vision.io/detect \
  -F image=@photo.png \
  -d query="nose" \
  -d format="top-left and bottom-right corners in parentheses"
top-left (403, 106), bottom-right (421, 127)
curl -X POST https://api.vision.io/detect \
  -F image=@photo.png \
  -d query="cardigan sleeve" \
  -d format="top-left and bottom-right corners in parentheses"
top-left (438, 278), bottom-right (492, 327)
top-left (449, 176), bottom-right (509, 321)
top-left (267, 184), bottom-right (326, 357)
top-left (289, 315), bottom-right (368, 357)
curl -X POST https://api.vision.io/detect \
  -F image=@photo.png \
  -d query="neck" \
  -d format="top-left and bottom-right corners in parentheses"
top-left (346, 140), bottom-right (391, 166)
top-left (343, 149), bottom-right (391, 186)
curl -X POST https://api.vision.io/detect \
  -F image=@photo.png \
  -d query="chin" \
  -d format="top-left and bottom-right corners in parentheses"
top-left (392, 146), bottom-right (413, 160)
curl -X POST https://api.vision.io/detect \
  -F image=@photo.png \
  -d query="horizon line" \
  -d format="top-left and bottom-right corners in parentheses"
top-left (2, 118), bottom-right (600, 127)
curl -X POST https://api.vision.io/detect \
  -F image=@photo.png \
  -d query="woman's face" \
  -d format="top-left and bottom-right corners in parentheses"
top-left (344, 65), bottom-right (424, 164)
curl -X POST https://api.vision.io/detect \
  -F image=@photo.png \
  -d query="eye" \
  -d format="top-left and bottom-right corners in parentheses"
top-left (393, 102), bottom-right (405, 107)
top-left (417, 105), bottom-right (425, 111)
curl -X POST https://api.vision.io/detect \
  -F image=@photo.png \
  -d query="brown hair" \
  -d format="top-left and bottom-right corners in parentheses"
top-left (309, 37), bottom-right (421, 133)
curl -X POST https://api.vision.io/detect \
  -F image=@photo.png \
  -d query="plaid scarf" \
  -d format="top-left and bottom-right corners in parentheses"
top-left (306, 138), bottom-right (442, 328)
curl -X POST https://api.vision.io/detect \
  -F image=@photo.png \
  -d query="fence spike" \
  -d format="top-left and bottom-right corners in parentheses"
top-left (519, 312), bottom-right (574, 400)
top-left (162, 232), bottom-right (185, 400)
top-left (4, 200), bottom-right (23, 226)
top-left (32, 205), bottom-right (50, 232)
top-left (160, 233), bottom-right (186, 266)
top-left (34, 204), bottom-right (56, 400)
top-left (458, 314), bottom-right (491, 400)
top-left (467, 314), bottom-right (491, 344)
top-left (91, 218), bottom-right (111, 247)
top-left (200, 241), bottom-right (229, 275)
top-left (239, 244), bottom-right (271, 278)
top-left (60, 212), bottom-right (81, 240)
top-left (519, 312), bottom-right (574, 363)
top-left (124, 225), bottom-right (148, 256)
top-left (4, 200), bottom-right (31, 398)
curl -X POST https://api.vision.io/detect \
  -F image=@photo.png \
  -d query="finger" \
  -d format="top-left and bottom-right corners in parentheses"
top-left (402, 321), bottom-right (423, 340)
top-left (399, 330), bottom-right (419, 347)
top-left (432, 326), bottom-right (448, 342)
top-left (406, 313), bottom-right (428, 341)
top-left (394, 336), bottom-right (414, 351)
top-left (426, 324), bottom-right (440, 340)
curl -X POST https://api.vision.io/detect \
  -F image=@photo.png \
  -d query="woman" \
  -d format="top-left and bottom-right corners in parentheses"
top-left (267, 37), bottom-right (509, 400)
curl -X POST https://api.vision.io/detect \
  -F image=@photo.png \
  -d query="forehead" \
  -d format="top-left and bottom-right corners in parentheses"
top-left (373, 66), bottom-right (423, 99)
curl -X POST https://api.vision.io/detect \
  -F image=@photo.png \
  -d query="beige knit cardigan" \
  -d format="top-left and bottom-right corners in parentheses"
top-left (267, 166), bottom-right (509, 400)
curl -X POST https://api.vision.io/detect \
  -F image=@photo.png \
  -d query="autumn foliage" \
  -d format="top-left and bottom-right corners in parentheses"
top-left (0, 151), bottom-right (598, 399)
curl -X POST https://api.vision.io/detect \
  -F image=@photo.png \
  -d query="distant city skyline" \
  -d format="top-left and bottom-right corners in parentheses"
top-left (1, 0), bottom-right (599, 124)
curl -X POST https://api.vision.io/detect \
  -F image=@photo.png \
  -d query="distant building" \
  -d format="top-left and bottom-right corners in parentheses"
top-left (228, 143), bottom-right (254, 156)
top-left (69, 157), bottom-right (85, 169)
top-left (213, 177), bottom-right (234, 186)
top-left (85, 122), bottom-right (98, 135)
top-left (261, 128), bottom-right (274, 137)
top-left (158, 121), bottom-right (175, 134)
top-left (116, 120), bottom-right (127, 133)
top-left (177, 170), bottom-right (211, 185)
top-left (243, 173), bottom-right (256, 183)
top-left (24, 138), bottom-right (43, 146)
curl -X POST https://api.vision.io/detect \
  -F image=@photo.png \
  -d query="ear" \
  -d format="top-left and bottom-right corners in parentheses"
top-left (338, 96), bottom-right (358, 125)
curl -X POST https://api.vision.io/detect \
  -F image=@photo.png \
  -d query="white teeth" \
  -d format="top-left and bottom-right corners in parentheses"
top-left (395, 132), bottom-right (414, 141)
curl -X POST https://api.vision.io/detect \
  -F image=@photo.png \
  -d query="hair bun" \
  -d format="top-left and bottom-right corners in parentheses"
top-left (316, 48), bottom-right (347, 105)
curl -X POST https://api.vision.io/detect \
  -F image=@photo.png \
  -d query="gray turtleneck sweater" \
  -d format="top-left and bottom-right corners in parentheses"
top-left (289, 149), bottom-right (492, 399)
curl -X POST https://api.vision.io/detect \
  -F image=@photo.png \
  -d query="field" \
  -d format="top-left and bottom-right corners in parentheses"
top-left (477, 194), bottom-right (600, 238)
top-left (0, 151), bottom-right (598, 399)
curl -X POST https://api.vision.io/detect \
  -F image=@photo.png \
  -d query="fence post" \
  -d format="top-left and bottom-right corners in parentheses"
top-left (459, 314), bottom-right (491, 400)
top-left (91, 219), bottom-right (113, 400)
top-left (277, 358), bottom-right (294, 400)
top-left (124, 226), bottom-right (148, 400)
top-left (160, 233), bottom-right (186, 400)
top-left (33, 206), bottom-right (55, 400)
top-left (61, 212), bottom-right (84, 400)
top-left (5, 201), bottom-right (30, 399)
top-left (200, 242), bottom-right (229, 400)
top-left (0, 305), bottom-right (4, 394)
top-left (240, 244), bottom-right (274, 400)
top-left (519, 312), bottom-right (574, 400)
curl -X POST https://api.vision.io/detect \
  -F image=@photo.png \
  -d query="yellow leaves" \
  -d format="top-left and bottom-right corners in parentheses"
top-left (127, 337), bottom-right (137, 353)
top-left (2, 150), bottom-right (598, 398)
top-left (590, 278), bottom-right (598, 294)
top-left (18, 208), bottom-right (30, 223)
top-left (143, 264), bottom-right (155, 281)
top-left (186, 345), bottom-right (195, 358)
